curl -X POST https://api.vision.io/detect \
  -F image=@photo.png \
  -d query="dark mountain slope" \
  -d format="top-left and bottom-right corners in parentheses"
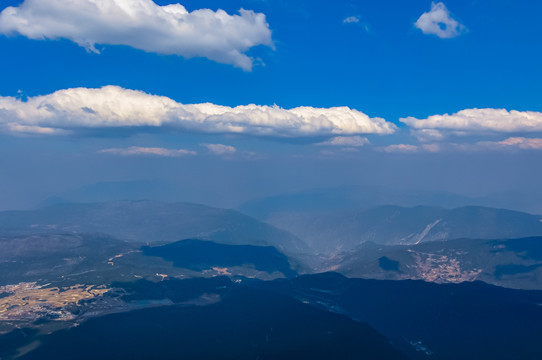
top-left (17, 286), bottom-right (407, 360)
top-left (0, 233), bottom-right (133, 285)
top-left (260, 273), bottom-right (542, 360)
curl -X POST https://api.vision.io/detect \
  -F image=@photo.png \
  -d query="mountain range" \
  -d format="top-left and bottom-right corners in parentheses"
top-left (329, 236), bottom-right (542, 290)
top-left (2, 200), bottom-right (542, 359)
top-left (261, 205), bottom-right (542, 255)
top-left (0, 200), bottom-right (308, 255)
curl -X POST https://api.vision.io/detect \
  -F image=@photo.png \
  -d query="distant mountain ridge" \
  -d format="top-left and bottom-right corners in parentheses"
top-left (0, 200), bottom-right (308, 255)
top-left (238, 186), bottom-right (477, 219)
top-left (238, 186), bottom-right (542, 218)
top-left (35, 180), bottom-right (226, 210)
top-left (3, 200), bottom-right (542, 291)
top-left (263, 205), bottom-right (542, 255)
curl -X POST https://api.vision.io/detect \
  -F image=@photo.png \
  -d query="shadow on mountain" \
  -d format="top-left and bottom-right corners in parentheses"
top-left (142, 239), bottom-right (297, 278)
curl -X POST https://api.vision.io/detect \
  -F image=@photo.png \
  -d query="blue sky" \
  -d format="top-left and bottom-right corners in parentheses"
top-left (1, 0), bottom-right (541, 120)
top-left (0, 0), bottom-right (542, 210)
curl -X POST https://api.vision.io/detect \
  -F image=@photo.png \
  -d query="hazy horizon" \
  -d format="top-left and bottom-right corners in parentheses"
top-left (2, 0), bottom-right (542, 215)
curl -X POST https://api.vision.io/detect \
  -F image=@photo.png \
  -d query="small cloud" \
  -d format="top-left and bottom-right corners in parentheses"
top-left (4, 124), bottom-right (69, 136)
top-left (412, 129), bottom-right (444, 142)
top-left (415, 2), bottom-right (466, 39)
top-left (317, 136), bottom-right (369, 147)
top-left (477, 137), bottom-right (542, 151)
top-left (382, 144), bottom-right (420, 153)
top-left (382, 143), bottom-right (442, 153)
top-left (203, 143), bottom-right (237, 155)
top-left (343, 16), bottom-right (360, 24)
top-left (401, 108), bottom-right (542, 137)
top-left (100, 147), bottom-right (197, 157)
top-left (343, 15), bottom-right (370, 32)
top-left (382, 138), bottom-right (542, 154)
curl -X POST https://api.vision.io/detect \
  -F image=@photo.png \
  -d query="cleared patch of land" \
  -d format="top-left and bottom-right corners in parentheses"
top-left (0, 282), bottom-right (110, 322)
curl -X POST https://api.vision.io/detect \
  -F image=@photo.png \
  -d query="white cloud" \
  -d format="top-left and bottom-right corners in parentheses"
top-left (0, 85), bottom-right (397, 137)
top-left (411, 128), bottom-right (445, 143)
top-left (343, 16), bottom-right (360, 24)
top-left (100, 146), bottom-right (197, 157)
top-left (382, 144), bottom-right (420, 153)
top-left (381, 143), bottom-right (441, 153)
top-left (317, 136), bottom-right (369, 147)
top-left (401, 109), bottom-right (542, 138)
top-left (381, 138), bottom-right (542, 154)
top-left (203, 143), bottom-right (237, 155)
top-left (426, 137), bottom-right (542, 152)
top-left (342, 16), bottom-right (369, 32)
top-left (0, 0), bottom-right (273, 70)
top-left (477, 137), bottom-right (542, 151)
top-left (415, 2), bottom-right (466, 39)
